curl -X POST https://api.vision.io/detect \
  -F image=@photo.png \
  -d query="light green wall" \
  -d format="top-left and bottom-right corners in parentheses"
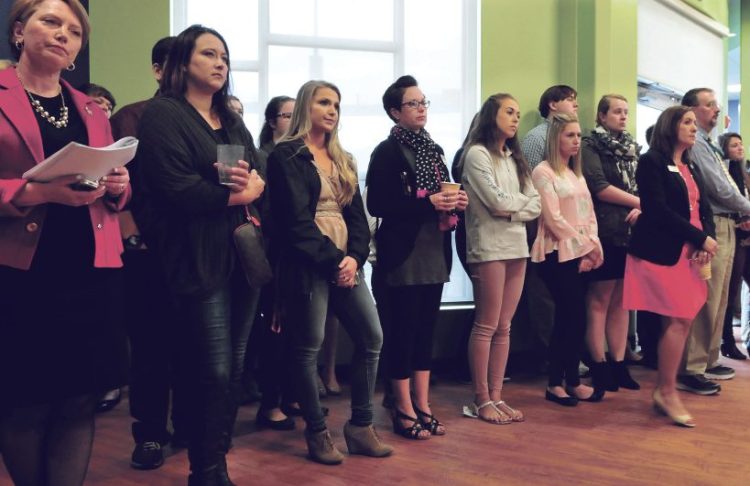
top-left (481, 0), bottom-right (560, 135)
top-left (89, 0), bottom-right (170, 109)
top-left (482, 0), bottom-right (638, 135)
top-left (741, 2), bottom-right (750, 143)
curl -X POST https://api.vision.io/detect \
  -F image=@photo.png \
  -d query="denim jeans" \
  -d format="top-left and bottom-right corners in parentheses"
top-left (175, 269), bottom-right (260, 473)
top-left (285, 270), bottom-right (383, 432)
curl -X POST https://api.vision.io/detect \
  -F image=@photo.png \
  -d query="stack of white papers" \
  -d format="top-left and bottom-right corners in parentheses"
top-left (23, 136), bottom-right (139, 182)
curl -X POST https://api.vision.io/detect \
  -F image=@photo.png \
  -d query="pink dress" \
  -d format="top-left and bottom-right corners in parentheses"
top-left (622, 164), bottom-right (707, 319)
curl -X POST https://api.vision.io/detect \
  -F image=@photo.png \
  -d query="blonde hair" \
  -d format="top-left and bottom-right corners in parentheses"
top-left (8, 0), bottom-right (91, 61)
top-left (280, 80), bottom-right (358, 206)
top-left (546, 112), bottom-right (582, 177)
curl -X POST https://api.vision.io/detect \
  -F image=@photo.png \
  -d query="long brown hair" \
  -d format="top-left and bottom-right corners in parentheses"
top-left (465, 93), bottom-right (530, 190)
top-left (649, 105), bottom-right (693, 164)
top-left (279, 80), bottom-right (357, 206)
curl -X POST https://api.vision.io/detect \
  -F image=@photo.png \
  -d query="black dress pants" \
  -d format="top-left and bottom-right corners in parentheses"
top-left (122, 248), bottom-right (184, 444)
top-left (537, 253), bottom-right (587, 387)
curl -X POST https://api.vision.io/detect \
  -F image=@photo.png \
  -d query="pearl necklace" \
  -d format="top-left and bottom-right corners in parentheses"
top-left (15, 70), bottom-right (69, 128)
top-left (26, 89), bottom-right (69, 128)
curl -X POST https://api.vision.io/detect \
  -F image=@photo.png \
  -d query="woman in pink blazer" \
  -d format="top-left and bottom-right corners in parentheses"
top-left (0, 1), bottom-right (130, 484)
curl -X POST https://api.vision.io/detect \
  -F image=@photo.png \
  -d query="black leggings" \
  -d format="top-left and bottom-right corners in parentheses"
top-left (380, 282), bottom-right (443, 380)
top-left (537, 254), bottom-right (587, 387)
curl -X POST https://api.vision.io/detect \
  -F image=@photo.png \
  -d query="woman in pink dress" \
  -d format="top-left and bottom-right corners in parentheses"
top-left (624, 106), bottom-right (718, 427)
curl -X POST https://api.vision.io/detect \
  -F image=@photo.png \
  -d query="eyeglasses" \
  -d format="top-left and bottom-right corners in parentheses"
top-left (276, 112), bottom-right (292, 119)
top-left (401, 99), bottom-right (430, 110)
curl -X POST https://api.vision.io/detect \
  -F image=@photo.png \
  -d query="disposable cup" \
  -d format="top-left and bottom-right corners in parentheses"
top-left (440, 181), bottom-right (461, 193)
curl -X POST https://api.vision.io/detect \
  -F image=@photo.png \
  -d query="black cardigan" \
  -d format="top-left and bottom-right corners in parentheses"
top-left (267, 139), bottom-right (370, 295)
top-left (628, 149), bottom-right (715, 266)
top-left (132, 96), bottom-right (260, 296)
top-left (365, 135), bottom-right (453, 274)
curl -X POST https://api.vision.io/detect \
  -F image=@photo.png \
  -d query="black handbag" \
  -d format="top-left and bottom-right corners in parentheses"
top-left (233, 205), bottom-right (272, 288)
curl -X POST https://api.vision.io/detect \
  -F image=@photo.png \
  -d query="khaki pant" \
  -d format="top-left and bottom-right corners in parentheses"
top-left (682, 216), bottom-right (736, 375)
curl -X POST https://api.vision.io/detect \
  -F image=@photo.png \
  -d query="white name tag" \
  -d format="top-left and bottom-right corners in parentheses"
top-left (668, 165), bottom-right (680, 173)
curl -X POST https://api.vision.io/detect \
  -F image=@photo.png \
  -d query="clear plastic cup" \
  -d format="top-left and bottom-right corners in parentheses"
top-left (216, 144), bottom-right (245, 185)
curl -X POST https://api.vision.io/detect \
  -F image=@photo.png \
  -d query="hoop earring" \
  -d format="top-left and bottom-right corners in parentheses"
top-left (14, 40), bottom-right (23, 51)
top-left (66, 62), bottom-right (75, 72)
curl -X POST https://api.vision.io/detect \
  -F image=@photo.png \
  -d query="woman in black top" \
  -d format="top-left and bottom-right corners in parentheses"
top-left (623, 106), bottom-right (717, 427)
top-left (718, 133), bottom-right (750, 360)
top-left (268, 80), bottom-right (392, 465)
top-left (133, 25), bottom-right (265, 485)
top-left (581, 94), bottom-right (642, 394)
top-left (366, 75), bottom-right (468, 439)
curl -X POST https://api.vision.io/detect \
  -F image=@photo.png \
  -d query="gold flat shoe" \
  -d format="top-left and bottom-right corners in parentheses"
top-left (653, 389), bottom-right (696, 428)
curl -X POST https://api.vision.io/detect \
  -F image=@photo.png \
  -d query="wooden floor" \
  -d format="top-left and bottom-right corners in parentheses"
top-left (3, 351), bottom-right (750, 486)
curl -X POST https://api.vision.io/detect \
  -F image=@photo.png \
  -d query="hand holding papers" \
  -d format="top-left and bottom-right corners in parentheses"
top-left (23, 137), bottom-right (138, 189)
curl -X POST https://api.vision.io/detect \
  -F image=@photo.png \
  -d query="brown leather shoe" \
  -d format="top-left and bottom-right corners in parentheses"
top-left (343, 421), bottom-right (394, 457)
top-left (304, 429), bottom-right (344, 465)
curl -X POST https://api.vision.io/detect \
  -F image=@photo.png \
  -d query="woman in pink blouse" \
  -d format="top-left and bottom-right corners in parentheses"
top-left (531, 113), bottom-right (604, 406)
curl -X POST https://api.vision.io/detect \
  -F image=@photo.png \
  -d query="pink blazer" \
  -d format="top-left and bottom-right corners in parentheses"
top-left (0, 67), bottom-right (130, 270)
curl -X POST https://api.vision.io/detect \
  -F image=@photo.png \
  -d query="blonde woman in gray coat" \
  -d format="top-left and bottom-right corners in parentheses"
top-left (461, 94), bottom-right (541, 424)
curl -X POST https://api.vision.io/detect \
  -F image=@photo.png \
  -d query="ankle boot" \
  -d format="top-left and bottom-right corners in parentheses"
top-left (187, 466), bottom-right (220, 486)
top-left (216, 455), bottom-right (235, 486)
top-left (304, 429), bottom-right (344, 465)
top-left (343, 421), bottom-right (394, 457)
top-left (612, 360), bottom-right (640, 390)
top-left (590, 361), bottom-right (617, 393)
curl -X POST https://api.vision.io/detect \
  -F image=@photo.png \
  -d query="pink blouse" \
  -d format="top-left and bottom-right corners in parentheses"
top-left (530, 161), bottom-right (602, 263)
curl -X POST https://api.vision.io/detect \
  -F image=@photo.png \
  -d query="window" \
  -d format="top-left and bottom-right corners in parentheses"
top-left (173, 0), bottom-right (479, 302)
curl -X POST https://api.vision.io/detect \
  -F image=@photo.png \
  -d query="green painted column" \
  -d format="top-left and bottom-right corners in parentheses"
top-left (741, 1), bottom-right (750, 142)
top-left (482, 0), bottom-right (638, 135)
top-left (89, 0), bottom-right (170, 109)
top-left (558, 0), bottom-right (638, 134)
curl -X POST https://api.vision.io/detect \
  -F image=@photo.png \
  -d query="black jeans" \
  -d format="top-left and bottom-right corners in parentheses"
top-left (537, 254), bottom-right (587, 387)
top-left (122, 248), bottom-right (184, 444)
top-left (285, 271), bottom-right (382, 433)
top-left (175, 270), bottom-right (260, 473)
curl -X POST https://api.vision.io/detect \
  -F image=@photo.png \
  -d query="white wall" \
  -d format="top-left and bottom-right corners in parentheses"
top-left (638, 0), bottom-right (727, 100)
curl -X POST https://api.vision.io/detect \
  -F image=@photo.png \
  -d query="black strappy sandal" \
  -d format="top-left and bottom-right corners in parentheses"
top-left (391, 408), bottom-right (430, 440)
top-left (413, 405), bottom-right (446, 436)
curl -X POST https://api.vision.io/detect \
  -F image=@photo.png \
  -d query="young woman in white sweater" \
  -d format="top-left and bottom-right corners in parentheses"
top-left (461, 94), bottom-right (541, 424)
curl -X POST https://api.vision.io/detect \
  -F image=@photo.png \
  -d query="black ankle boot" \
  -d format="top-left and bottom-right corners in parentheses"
top-left (217, 455), bottom-right (236, 486)
top-left (611, 360), bottom-right (640, 390)
top-left (721, 342), bottom-right (748, 360)
top-left (591, 361), bottom-right (617, 393)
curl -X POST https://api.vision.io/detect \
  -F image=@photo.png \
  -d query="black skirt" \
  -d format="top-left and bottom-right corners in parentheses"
top-left (0, 259), bottom-right (128, 409)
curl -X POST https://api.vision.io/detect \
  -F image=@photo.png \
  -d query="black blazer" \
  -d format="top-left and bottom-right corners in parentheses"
top-left (628, 149), bottom-right (715, 266)
top-left (365, 135), bottom-right (453, 274)
top-left (267, 139), bottom-right (370, 295)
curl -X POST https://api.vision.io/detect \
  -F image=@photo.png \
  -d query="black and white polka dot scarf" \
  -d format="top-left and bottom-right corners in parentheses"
top-left (391, 124), bottom-right (449, 198)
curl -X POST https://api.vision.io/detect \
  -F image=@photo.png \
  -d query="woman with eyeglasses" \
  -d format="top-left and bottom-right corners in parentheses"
top-left (258, 95), bottom-right (295, 156)
top-left (268, 80), bottom-right (392, 465)
top-left (366, 75), bottom-right (469, 439)
top-left (247, 95), bottom-right (300, 432)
